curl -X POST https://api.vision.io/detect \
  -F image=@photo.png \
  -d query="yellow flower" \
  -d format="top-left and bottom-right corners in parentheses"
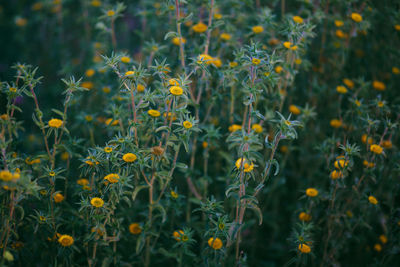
top-left (330, 170), bottom-right (343, 180)
top-left (169, 86), bottom-right (183, 96)
top-left (173, 230), bottom-right (185, 241)
top-left (125, 71), bottom-right (135, 76)
top-left (15, 17), bottom-right (27, 27)
top-left (0, 170), bottom-right (13, 181)
top-left (275, 66), bottom-right (283, 73)
top-left (381, 140), bottom-right (392, 149)
top-left (105, 118), bottom-right (119, 126)
top-left (343, 78), bottom-right (354, 88)
top-left (298, 244), bottom-right (311, 253)
top-left (362, 134), bottom-right (373, 144)
top-left (368, 195), bottom-right (378, 205)
top-left (122, 153), bottom-right (137, 163)
top-left (183, 121), bottom-right (193, 129)
top-left (85, 69), bottom-right (95, 77)
top-left (102, 86), bottom-right (111, 93)
top-left (306, 188), bottom-right (318, 197)
top-left (48, 118), bottom-right (63, 128)
top-left (370, 144), bottom-right (383, 154)
top-left (202, 141), bottom-right (208, 148)
top-left (351, 13), bottom-right (363, 23)
top-left (335, 29), bottom-right (346, 38)
top-left (220, 33), bottom-right (232, 41)
top-left (90, 197), bottom-right (104, 208)
top-left (91, 0), bottom-right (101, 7)
top-left (372, 80), bottom-right (385, 91)
top-left (294, 58), bottom-right (302, 65)
top-left (334, 158), bottom-right (349, 169)
top-left (192, 22), bottom-right (207, 33)
top-left (392, 67), bottom-right (400, 74)
top-left (58, 235), bottom-right (74, 247)
top-left (299, 212), bottom-right (311, 222)
top-left (363, 160), bottom-right (375, 168)
top-left (120, 56), bottom-right (131, 63)
top-left (229, 62), bottom-right (238, 68)
top-left (252, 58), bottom-right (261, 65)
top-left (49, 171), bottom-right (56, 177)
top-left (228, 124), bottom-right (242, 132)
top-left (53, 193), bottom-right (64, 203)
top-left (9, 87), bottom-right (17, 93)
top-left (136, 84), bottom-right (145, 92)
top-left (283, 41), bottom-right (292, 49)
top-left (377, 101), bottom-right (384, 108)
top-left (77, 178), bottom-right (89, 186)
top-left (336, 85), bottom-right (347, 94)
top-left (168, 79), bottom-right (179, 86)
top-left (374, 243), bottom-right (382, 252)
top-left (208, 237), bottom-right (223, 250)
top-left (107, 10), bottom-right (115, 17)
top-left (104, 173), bottom-right (120, 183)
top-left (81, 81), bottom-right (94, 90)
top-left (212, 58), bottom-right (222, 68)
top-left (292, 16), bottom-right (304, 24)
top-left (252, 25), bottom-right (264, 34)
top-left (32, 2), bottom-right (43, 11)
top-left (172, 37), bottom-right (186, 45)
top-left (395, 24), bottom-right (400, 31)
top-left (129, 223), bottom-right (142, 234)
top-left (197, 54), bottom-right (214, 65)
top-left (148, 109), bottom-right (161, 117)
top-left (379, 235), bottom-right (388, 244)
top-left (104, 147), bottom-right (112, 153)
top-left (289, 105), bottom-right (301, 115)
top-left (214, 13), bottom-right (222, 19)
top-left (335, 20), bottom-right (344, 27)
top-left (170, 191), bottom-right (178, 199)
top-left (330, 119), bottom-right (342, 128)
top-left (252, 124), bottom-right (263, 133)
top-left (235, 158), bottom-right (254, 172)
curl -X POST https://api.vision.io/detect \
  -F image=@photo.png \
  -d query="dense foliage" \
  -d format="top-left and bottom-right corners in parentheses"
top-left (1, 0), bottom-right (400, 266)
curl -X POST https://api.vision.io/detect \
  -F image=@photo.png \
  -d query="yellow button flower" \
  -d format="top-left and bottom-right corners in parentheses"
top-left (192, 22), bottom-right (207, 33)
top-left (306, 188), bottom-right (318, 197)
top-left (292, 16), bottom-right (303, 24)
top-left (235, 158), bottom-right (254, 172)
top-left (169, 86), bottom-right (183, 96)
top-left (368, 195), bottom-right (378, 205)
top-left (370, 144), bottom-right (383, 154)
top-left (252, 25), bottom-right (264, 34)
top-left (48, 118), bottom-right (63, 128)
top-left (90, 197), bottom-right (104, 208)
top-left (208, 237), bottom-right (223, 250)
top-left (298, 244), bottom-right (311, 253)
top-left (122, 153), bottom-right (137, 162)
top-left (129, 223), bottom-right (142, 234)
top-left (351, 13), bottom-right (362, 23)
top-left (183, 121), bottom-right (193, 129)
top-left (148, 109), bottom-right (161, 117)
top-left (58, 235), bottom-right (74, 247)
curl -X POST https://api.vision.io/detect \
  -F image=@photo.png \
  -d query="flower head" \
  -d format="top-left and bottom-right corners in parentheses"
top-left (298, 244), bottom-right (311, 253)
top-left (129, 223), bottom-right (142, 234)
top-left (351, 13), bottom-right (362, 23)
top-left (90, 197), bottom-right (104, 208)
top-left (368, 195), bottom-right (378, 205)
top-left (48, 119), bottom-right (63, 128)
top-left (370, 144), bottom-right (383, 154)
top-left (306, 188), bottom-right (318, 197)
top-left (292, 16), bottom-right (304, 23)
top-left (192, 22), bottom-right (207, 33)
top-left (252, 25), bottom-right (264, 34)
top-left (123, 153), bottom-right (137, 163)
top-left (235, 158), bottom-right (254, 172)
top-left (183, 121), bottom-right (193, 129)
top-left (208, 237), bottom-right (223, 250)
top-left (104, 173), bottom-right (120, 183)
top-left (53, 193), bottom-right (64, 203)
top-left (58, 235), bottom-right (74, 247)
top-left (148, 109), bottom-right (161, 117)
top-left (169, 86), bottom-right (183, 96)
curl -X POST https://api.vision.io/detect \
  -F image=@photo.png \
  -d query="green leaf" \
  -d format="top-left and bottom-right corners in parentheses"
top-left (132, 185), bottom-right (149, 201)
